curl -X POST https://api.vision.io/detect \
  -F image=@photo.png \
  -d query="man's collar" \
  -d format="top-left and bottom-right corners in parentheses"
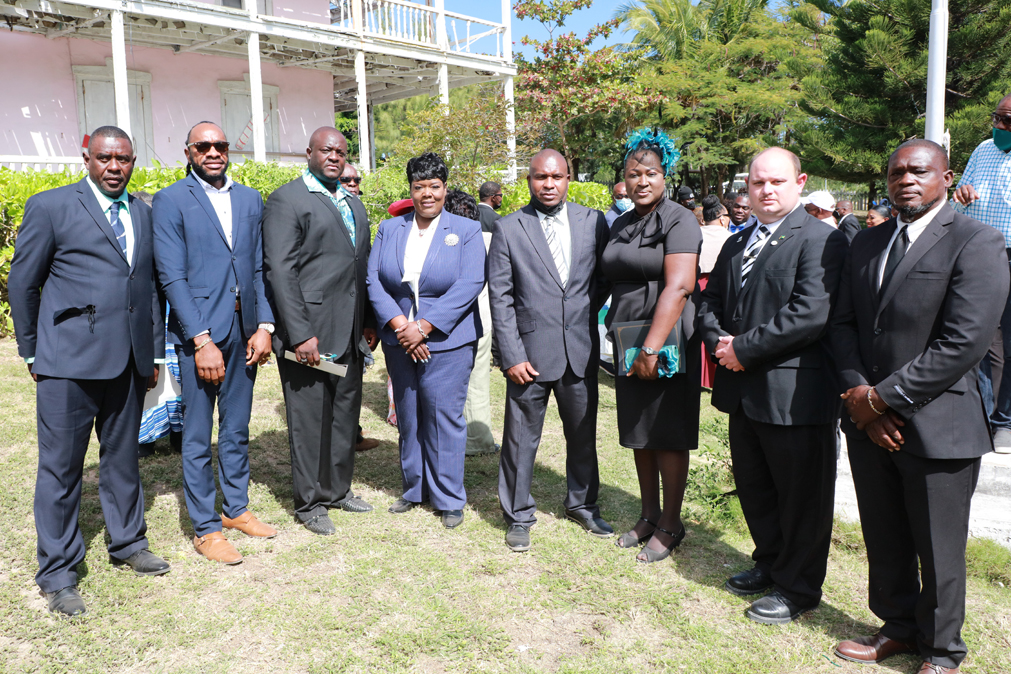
top-left (535, 202), bottom-right (568, 220)
top-left (85, 175), bottom-right (128, 210)
top-left (897, 199), bottom-right (946, 229)
top-left (303, 169), bottom-right (351, 199)
top-left (478, 202), bottom-right (495, 209)
top-left (192, 170), bottom-right (233, 193)
top-left (755, 202), bottom-right (800, 230)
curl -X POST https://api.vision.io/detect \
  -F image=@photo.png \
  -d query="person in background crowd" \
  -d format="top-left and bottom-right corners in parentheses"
top-left (368, 154), bottom-right (485, 529)
top-left (444, 189), bottom-right (500, 457)
top-left (835, 199), bottom-right (862, 243)
top-left (488, 149), bottom-right (612, 552)
top-left (154, 122), bottom-right (278, 564)
top-left (726, 192), bottom-right (755, 234)
top-left (831, 139), bottom-right (1008, 674)
top-left (9, 126), bottom-right (170, 616)
top-left (263, 127), bottom-right (377, 536)
top-left (805, 190), bottom-right (837, 226)
top-left (677, 185), bottom-right (696, 212)
top-left (602, 128), bottom-right (702, 563)
top-left (865, 204), bottom-right (891, 228)
top-left (952, 92), bottom-right (1011, 454)
top-left (698, 194), bottom-right (733, 391)
top-left (605, 181), bottom-right (633, 227)
top-left (477, 181), bottom-right (503, 233)
top-left (698, 147), bottom-right (848, 625)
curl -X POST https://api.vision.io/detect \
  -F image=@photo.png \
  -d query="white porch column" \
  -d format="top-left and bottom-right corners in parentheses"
top-left (924, 0), bottom-right (949, 147)
top-left (368, 103), bottom-right (376, 170)
top-left (355, 49), bottom-right (371, 172)
top-left (502, 0), bottom-right (516, 180)
top-left (435, 0), bottom-right (449, 108)
top-left (110, 10), bottom-right (131, 139)
top-left (247, 32), bottom-right (266, 162)
top-left (438, 64), bottom-right (449, 107)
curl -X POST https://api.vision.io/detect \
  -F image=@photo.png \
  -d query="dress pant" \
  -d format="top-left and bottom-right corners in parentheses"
top-left (278, 340), bottom-right (362, 522)
top-left (498, 364), bottom-right (601, 527)
top-left (728, 411), bottom-right (836, 607)
top-left (464, 329), bottom-right (496, 453)
top-left (176, 316), bottom-right (256, 536)
top-left (385, 342), bottom-right (476, 511)
top-left (34, 361), bottom-right (149, 592)
top-left (989, 252), bottom-right (1011, 428)
top-left (847, 436), bottom-right (979, 669)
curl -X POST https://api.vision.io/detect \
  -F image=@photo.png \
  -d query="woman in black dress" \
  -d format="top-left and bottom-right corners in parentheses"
top-left (600, 128), bottom-right (702, 563)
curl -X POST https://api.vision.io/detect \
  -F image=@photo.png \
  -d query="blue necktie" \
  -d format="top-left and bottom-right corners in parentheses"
top-left (110, 201), bottom-right (127, 258)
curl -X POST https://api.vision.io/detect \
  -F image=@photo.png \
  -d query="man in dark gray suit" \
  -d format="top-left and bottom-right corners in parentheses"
top-left (262, 127), bottom-right (377, 535)
top-left (836, 200), bottom-right (862, 243)
top-left (488, 149), bottom-right (611, 552)
top-left (830, 140), bottom-right (1008, 674)
top-left (477, 181), bottom-right (503, 233)
top-left (698, 147), bottom-right (848, 624)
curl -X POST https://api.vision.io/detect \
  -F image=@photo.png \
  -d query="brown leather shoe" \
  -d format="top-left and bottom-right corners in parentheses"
top-left (222, 511), bottom-right (277, 538)
top-left (834, 632), bottom-right (916, 664)
top-left (356, 438), bottom-right (380, 452)
top-left (193, 531), bottom-right (243, 564)
top-left (917, 663), bottom-right (959, 674)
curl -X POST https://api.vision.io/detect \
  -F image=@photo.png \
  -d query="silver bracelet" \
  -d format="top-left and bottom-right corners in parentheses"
top-left (416, 320), bottom-right (428, 340)
top-left (867, 387), bottom-right (885, 415)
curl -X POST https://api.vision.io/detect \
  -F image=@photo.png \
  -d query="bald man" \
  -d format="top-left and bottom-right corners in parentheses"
top-left (835, 200), bottom-right (862, 243)
top-left (488, 149), bottom-right (612, 552)
top-left (698, 147), bottom-right (848, 624)
top-left (262, 127), bottom-right (377, 536)
top-left (154, 121), bottom-right (277, 564)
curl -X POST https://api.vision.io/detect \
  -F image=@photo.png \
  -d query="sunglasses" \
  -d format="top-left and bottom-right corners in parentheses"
top-left (187, 141), bottom-right (230, 153)
top-left (992, 113), bottom-right (1011, 128)
top-left (340, 176), bottom-right (361, 184)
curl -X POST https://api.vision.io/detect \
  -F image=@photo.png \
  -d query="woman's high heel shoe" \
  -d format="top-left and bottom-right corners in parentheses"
top-left (636, 524), bottom-right (687, 563)
top-left (615, 517), bottom-right (657, 548)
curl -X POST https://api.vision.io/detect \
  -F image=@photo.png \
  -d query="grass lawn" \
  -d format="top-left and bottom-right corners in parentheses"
top-left (0, 337), bottom-right (1008, 673)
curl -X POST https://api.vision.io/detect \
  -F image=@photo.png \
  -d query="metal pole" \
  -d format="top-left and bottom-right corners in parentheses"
top-left (924, 0), bottom-right (949, 145)
top-left (501, 0), bottom-right (515, 180)
top-left (355, 49), bottom-right (371, 172)
top-left (248, 32), bottom-right (266, 162)
top-left (110, 10), bottom-right (131, 139)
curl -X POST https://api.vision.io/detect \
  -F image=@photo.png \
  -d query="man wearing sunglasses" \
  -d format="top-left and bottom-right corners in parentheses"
top-left (153, 121), bottom-right (277, 565)
top-left (477, 181), bottom-right (503, 234)
top-left (952, 93), bottom-right (1011, 455)
top-left (340, 163), bottom-right (362, 196)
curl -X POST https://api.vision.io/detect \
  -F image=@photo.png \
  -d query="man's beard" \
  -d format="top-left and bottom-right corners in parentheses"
top-left (189, 160), bottom-right (229, 183)
top-left (897, 196), bottom-right (938, 221)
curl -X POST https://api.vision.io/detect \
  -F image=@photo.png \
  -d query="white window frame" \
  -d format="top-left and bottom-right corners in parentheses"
top-left (218, 77), bottom-right (281, 155)
top-left (72, 63), bottom-right (155, 165)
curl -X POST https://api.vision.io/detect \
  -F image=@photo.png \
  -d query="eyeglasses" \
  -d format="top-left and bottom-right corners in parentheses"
top-left (493, 193), bottom-right (503, 198)
top-left (992, 113), bottom-right (1011, 128)
top-left (340, 176), bottom-right (361, 184)
top-left (187, 141), bottom-right (230, 154)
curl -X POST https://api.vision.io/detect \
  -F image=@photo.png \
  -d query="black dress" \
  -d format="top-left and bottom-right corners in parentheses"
top-left (600, 197), bottom-right (702, 450)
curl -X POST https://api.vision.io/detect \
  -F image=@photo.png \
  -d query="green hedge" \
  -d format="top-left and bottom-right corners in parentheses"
top-left (0, 163), bottom-right (610, 336)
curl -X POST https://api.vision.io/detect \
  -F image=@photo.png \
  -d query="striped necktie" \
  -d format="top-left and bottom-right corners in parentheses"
top-left (543, 215), bottom-right (568, 287)
top-left (109, 201), bottom-right (127, 258)
top-left (740, 224), bottom-right (771, 287)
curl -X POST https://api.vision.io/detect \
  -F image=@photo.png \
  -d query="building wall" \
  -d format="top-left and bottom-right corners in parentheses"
top-left (0, 31), bottom-right (334, 164)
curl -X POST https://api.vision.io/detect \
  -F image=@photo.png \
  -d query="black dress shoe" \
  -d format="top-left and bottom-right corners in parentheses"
top-left (746, 590), bottom-right (816, 625)
top-left (441, 510), bottom-right (464, 528)
top-left (725, 566), bottom-right (773, 596)
top-left (564, 510), bottom-right (614, 537)
top-left (138, 442), bottom-right (156, 458)
top-left (113, 549), bottom-right (170, 576)
top-left (388, 497), bottom-right (419, 514)
top-left (505, 524), bottom-right (531, 552)
top-left (336, 495), bottom-right (374, 513)
top-left (46, 586), bottom-right (86, 617)
top-left (304, 513), bottom-right (336, 535)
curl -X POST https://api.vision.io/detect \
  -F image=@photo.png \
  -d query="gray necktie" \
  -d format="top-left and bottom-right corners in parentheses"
top-left (109, 201), bottom-right (127, 258)
top-left (543, 215), bottom-right (569, 287)
top-left (741, 224), bottom-right (771, 287)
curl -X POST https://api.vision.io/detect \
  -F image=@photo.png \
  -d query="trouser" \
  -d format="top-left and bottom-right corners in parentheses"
top-left (498, 364), bottom-right (601, 527)
top-left (988, 252), bottom-right (1011, 428)
top-left (34, 361), bottom-right (149, 592)
top-left (979, 327), bottom-right (1004, 419)
top-left (847, 436), bottom-right (979, 669)
top-left (278, 342), bottom-right (363, 522)
top-left (176, 317), bottom-right (256, 536)
top-left (728, 411), bottom-right (836, 607)
top-left (464, 329), bottom-right (495, 453)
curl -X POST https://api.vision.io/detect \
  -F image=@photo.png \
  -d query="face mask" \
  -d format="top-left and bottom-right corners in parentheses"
top-left (994, 127), bottom-right (1011, 153)
top-left (615, 198), bottom-right (633, 212)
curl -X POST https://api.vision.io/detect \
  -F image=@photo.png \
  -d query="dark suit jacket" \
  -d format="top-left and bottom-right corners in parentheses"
top-left (488, 202), bottom-right (609, 382)
top-left (262, 177), bottom-right (373, 358)
top-left (367, 211), bottom-right (485, 352)
top-left (153, 174), bottom-right (273, 345)
top-left (829, 204), bottom-right (1009, 459)
top-left (9, 179), bottom-right (163, 379)
top-left (697, 207), bottom-right (849, 425)
top-left (838, 213), bottom-right (862, 243)
top-left (478, 203), bottom-right (501, 234)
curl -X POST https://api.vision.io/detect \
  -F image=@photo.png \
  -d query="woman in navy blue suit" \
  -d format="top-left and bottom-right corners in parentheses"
top-left (367, 153), bottom-right (486, 528)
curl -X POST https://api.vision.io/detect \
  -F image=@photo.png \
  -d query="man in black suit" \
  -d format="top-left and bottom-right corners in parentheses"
top-left (836, 200), bottom-right (862, 243)
top-left (262, 127), bottom-right (377, 535)
top-left (8, 126), bottom-right (170, 617)
top-left (830, 140), bottom-right (1008, 674)
top-left (477, 181), bottom-right (503, 233)
top-left (698, 147), bottom-right (848, 624)
top-left (488, 149), bottom-right (612, 552)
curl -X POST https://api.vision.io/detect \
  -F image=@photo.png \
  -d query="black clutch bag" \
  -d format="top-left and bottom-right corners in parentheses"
top-left (611, 318), bottom-right (685, 377)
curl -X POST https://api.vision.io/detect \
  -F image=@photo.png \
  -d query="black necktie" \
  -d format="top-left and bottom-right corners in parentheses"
top-left (879, 226), bottom-right (908, 296)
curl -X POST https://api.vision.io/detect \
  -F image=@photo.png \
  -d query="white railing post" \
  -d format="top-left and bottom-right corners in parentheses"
top-left (351, 0), bottom-right (363, 34)
top-left (504, 76), bottom-right (516, 181)
top-left (110, 10), bottom-right (131, 139)
top-left (435, 0), bottom-right (447, 49)
top-left (501, 0), bottom-right (511, 61)
top-left (355, 49), bottom-right (371, 172)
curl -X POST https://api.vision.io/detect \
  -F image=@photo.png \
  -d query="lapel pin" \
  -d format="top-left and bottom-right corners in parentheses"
top-left (779, 235), bottom-right (785, 239)
top-left (737, 236), bottom-right (743, 242)
top-left (770, 240), bottom-right (778, 246)
top-left (444, 233), bottom-right (459, 246)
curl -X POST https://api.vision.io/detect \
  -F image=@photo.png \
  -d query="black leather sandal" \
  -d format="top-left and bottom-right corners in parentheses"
top-left (615, 517), bottom-right (657, 548)
top-left (636, 524), bottom-right (686, 563)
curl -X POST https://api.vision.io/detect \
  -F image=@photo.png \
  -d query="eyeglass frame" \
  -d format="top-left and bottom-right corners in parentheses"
top-left (991, 112), bottom-right (1011, 129)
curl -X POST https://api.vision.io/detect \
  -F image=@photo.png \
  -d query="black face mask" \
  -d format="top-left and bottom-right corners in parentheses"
top-left (530, 193), bottom-right (566, 217)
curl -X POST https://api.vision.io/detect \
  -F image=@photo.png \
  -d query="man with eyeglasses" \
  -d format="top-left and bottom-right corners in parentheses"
top-left (153, 121), bottom-right (277, 564)
top-left (952, 93), bottom-right (1011, 454)
top-left (262, 127), bottom-right (378, 535)
top-left (477, 181), bottom-right (503, 233)
top-left (340, 162), bottom-right (362, 197)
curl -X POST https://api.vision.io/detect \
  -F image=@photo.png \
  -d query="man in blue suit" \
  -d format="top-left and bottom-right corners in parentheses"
top-left (9, 126), bottom-right (170, 617)
top-left (153, 122), bottom-right (276, 564)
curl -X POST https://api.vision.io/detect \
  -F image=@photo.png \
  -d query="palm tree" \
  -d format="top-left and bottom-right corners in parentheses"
top-left (615, 0), bottom-right (770, 60)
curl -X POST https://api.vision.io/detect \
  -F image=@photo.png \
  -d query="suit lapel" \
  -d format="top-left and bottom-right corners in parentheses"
top-left (735, 211), bottom-right (801, 307)
top-left (518, 205), bottom-right (564, 289)
top-left (77, 180), bottom-right (128, 266)
top-left (311, 191), bottom-right (355, 251)
top-left (186, 175), bottom-right (230, 249)
top-left (876, 209), bottom-right (951, 316)
top-left (350, 196), bottom-right (369, 252)
top-left (567, 204), bottom-right (587, 281)
top-left (128, 195), bottom-right (144, 272)
top-left (864, 220), bottom-right (894, 312)
top-left (419, 213), bottom-right (450, 287)
top-left (395, 215), bottom-right (410, 277)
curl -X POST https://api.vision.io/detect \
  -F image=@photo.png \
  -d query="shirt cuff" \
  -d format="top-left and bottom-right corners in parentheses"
top-left (24, 357), bottom-right (35, 364)
top-left (153, 359), bottom-right (166, 365)
top-left (193, 330), bottom-right (210, 339)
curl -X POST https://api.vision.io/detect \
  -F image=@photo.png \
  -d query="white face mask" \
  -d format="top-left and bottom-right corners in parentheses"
top-left (615, 198), bottom-right (633, 212)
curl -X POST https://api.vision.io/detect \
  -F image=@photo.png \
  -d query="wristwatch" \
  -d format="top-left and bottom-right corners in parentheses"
top-left (258, 322), bottom-right (275, 335)
top-left (641, 346), bottom-right (659, 356)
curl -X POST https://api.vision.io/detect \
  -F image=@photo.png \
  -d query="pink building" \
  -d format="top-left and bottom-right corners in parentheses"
top-left (0, 0), bottom-right (516, 169)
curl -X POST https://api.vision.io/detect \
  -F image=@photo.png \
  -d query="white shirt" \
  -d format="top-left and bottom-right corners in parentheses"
top-left (744, 203), bottom-right (799, 253)
top-left (819, 215), bottom-right (837, 228)
top-left (699, 224), bottom-right (733, 274)
top-left (193, 171), bottom-right (235, 249)
top-left (877, 200), bottom-right (946, 289)
top-left (402, 212), bottom-right (441, 320)
top-left (536, 203), bottom-right (571, 280)
top-left (85, 176), bottom-right (135, 266)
